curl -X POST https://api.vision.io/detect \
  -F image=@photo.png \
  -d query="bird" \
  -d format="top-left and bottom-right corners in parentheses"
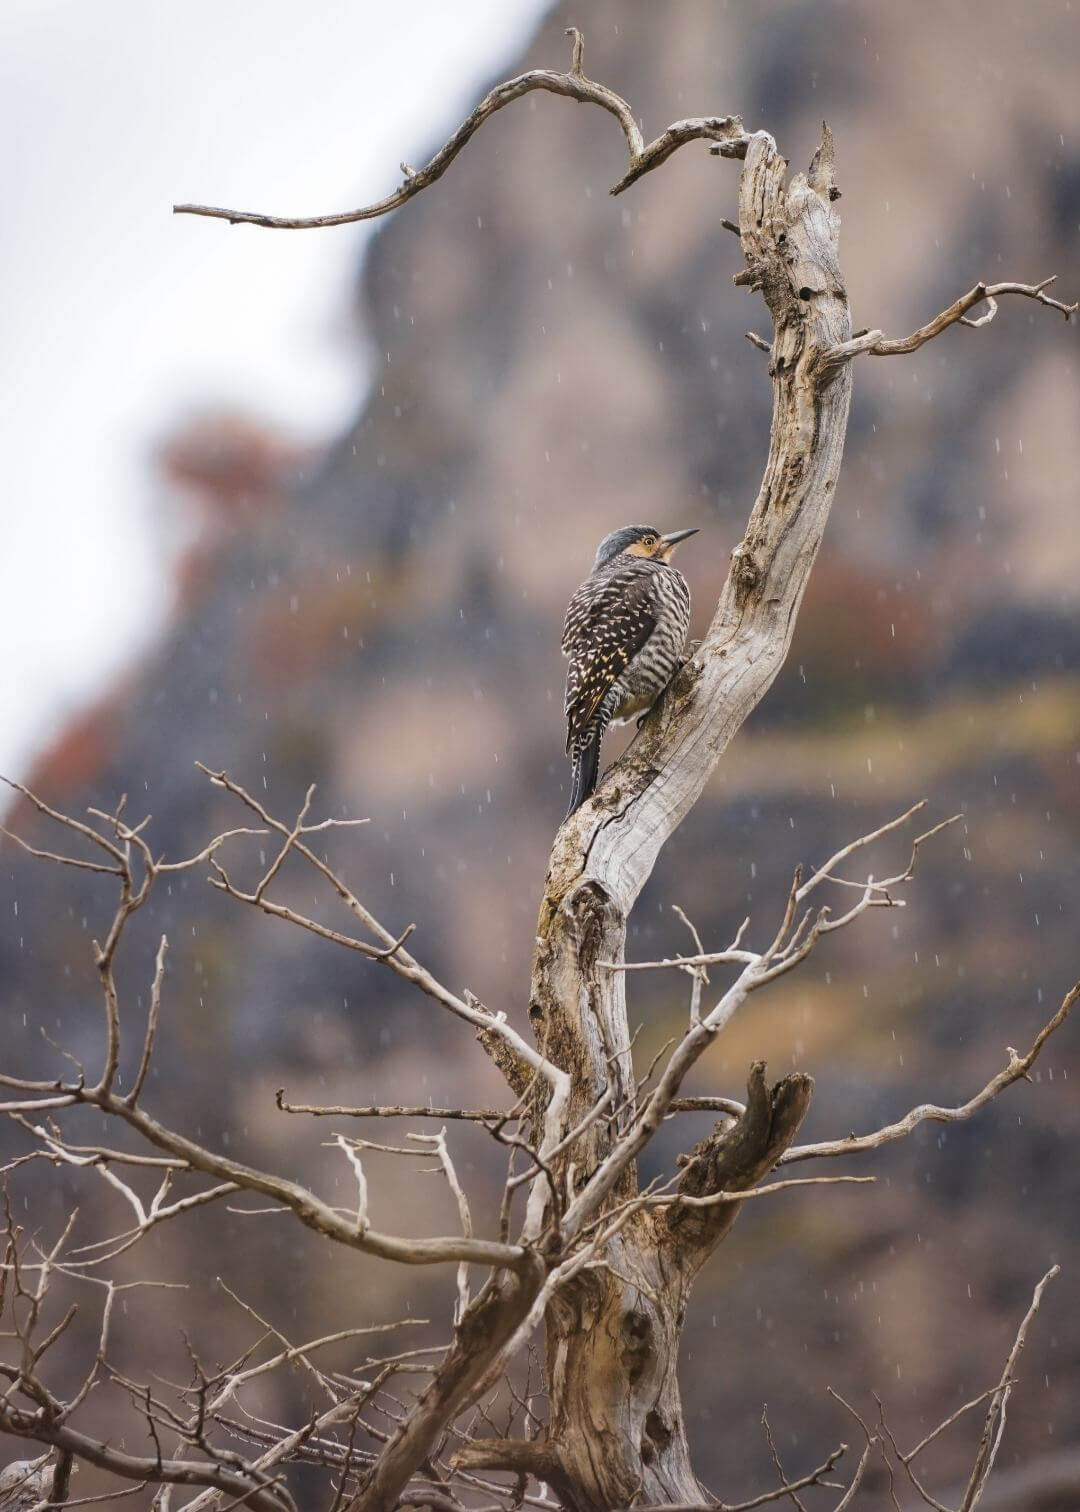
top-left (562, 524), bottom-right (698, 818)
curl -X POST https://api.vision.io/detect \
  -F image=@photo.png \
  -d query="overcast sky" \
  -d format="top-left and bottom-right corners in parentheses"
top-left (0, 0), bottom-right (546, 780)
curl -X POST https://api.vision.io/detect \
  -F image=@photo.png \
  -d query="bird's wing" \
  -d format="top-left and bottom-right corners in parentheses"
top-left (562, 567), bottom-right (657, 751)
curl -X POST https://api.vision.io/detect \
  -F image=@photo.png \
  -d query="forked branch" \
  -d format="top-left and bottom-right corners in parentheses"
top-left (831, 1265), bottom-right (1061, 1512)
top-left (823, 277), bottom-right (1076, 368)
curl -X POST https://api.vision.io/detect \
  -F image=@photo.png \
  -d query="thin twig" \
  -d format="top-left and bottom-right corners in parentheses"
top-left (783, 982), bottom-right (1078, 1164)
top-left (127, 934), bottom-right (168, 1107)
top-left (631, 1443), bottom-right (847, 1510)
top-left (275, 1093), bottom-right (508, 1121)
top-left (408, 1130), bottom-right (473, 1323)
top-left (760, 1405), bottom-right (807, 1512)
top-left (959, 1265), bottom-right (1060, 1512)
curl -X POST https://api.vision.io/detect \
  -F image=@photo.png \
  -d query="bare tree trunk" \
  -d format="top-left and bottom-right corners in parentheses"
top-left (530, 126), bottom-right (853, 1507)
top-left (543, 1068), bottom-right (812, 1509)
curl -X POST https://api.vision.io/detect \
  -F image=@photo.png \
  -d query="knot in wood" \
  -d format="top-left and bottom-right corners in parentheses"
top-left (619, 1308), bottom-right (654, 1386)
top-left (550, 1267), bottom-right (605, 1331)
top-left (730, 544), bottom-right (762, 605)
top-left (642, 1408), bottom-right (673, 1464)
top-left (567, 881), bottom-right (619, 981)
top-left (732, 262), bottom-right (764, 291)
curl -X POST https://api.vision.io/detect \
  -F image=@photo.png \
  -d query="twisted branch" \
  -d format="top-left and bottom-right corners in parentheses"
top-left (173, 30), bottom-right (746, 230)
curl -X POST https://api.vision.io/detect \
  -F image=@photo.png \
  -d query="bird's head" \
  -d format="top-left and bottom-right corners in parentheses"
top-left (592, 524), bottom-right (699, 571)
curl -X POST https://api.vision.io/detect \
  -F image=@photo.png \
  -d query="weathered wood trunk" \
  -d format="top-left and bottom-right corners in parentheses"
top-left (539, 1069), bottom-right (814, 1508)
top-left (529, 124), bottom-right (854, 1508)
top-left (546, 1229), bottom-right (698, 1510)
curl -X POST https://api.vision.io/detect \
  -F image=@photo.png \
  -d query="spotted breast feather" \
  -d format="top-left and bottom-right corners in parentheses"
top-left (560, 524), bottom-right (696, 819)
top-left (562, 565), bottom-right (659, 753)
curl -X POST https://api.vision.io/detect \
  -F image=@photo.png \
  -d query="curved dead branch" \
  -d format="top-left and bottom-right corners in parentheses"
top-left (173, 29), bottom-right (746, 229)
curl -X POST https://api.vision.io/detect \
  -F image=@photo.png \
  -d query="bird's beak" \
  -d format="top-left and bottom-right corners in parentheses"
top-left (660, 528), bottom-right (699, 547)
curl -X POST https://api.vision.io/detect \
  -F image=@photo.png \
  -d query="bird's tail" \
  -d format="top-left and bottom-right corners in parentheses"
top-left (566, 729), bottom-right (602, 818)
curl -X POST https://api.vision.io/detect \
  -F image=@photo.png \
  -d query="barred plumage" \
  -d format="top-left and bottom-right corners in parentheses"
top-left (562, 524), bottom-right (697, 817)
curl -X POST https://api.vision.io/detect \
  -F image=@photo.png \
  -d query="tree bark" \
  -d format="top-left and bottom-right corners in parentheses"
top-left (538, 1067), bottom-right (813, 1509)
top-left (530, 125), bottom-right (855, 1508)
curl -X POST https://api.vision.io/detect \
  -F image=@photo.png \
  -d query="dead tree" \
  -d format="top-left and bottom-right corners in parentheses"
top-left (1, 28), bottom-right (1076, 1512)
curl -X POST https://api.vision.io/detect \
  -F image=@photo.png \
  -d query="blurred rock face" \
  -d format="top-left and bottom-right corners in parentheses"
top-left (2, 1), bottom-right (1078, 1500)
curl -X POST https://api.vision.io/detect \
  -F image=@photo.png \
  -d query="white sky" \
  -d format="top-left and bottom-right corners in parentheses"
top-left (0, 0), bottom-right (547, 780)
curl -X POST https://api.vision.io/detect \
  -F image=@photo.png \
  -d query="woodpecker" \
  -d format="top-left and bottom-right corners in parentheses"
top-left (562, 524), bottom-right (698, 817)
